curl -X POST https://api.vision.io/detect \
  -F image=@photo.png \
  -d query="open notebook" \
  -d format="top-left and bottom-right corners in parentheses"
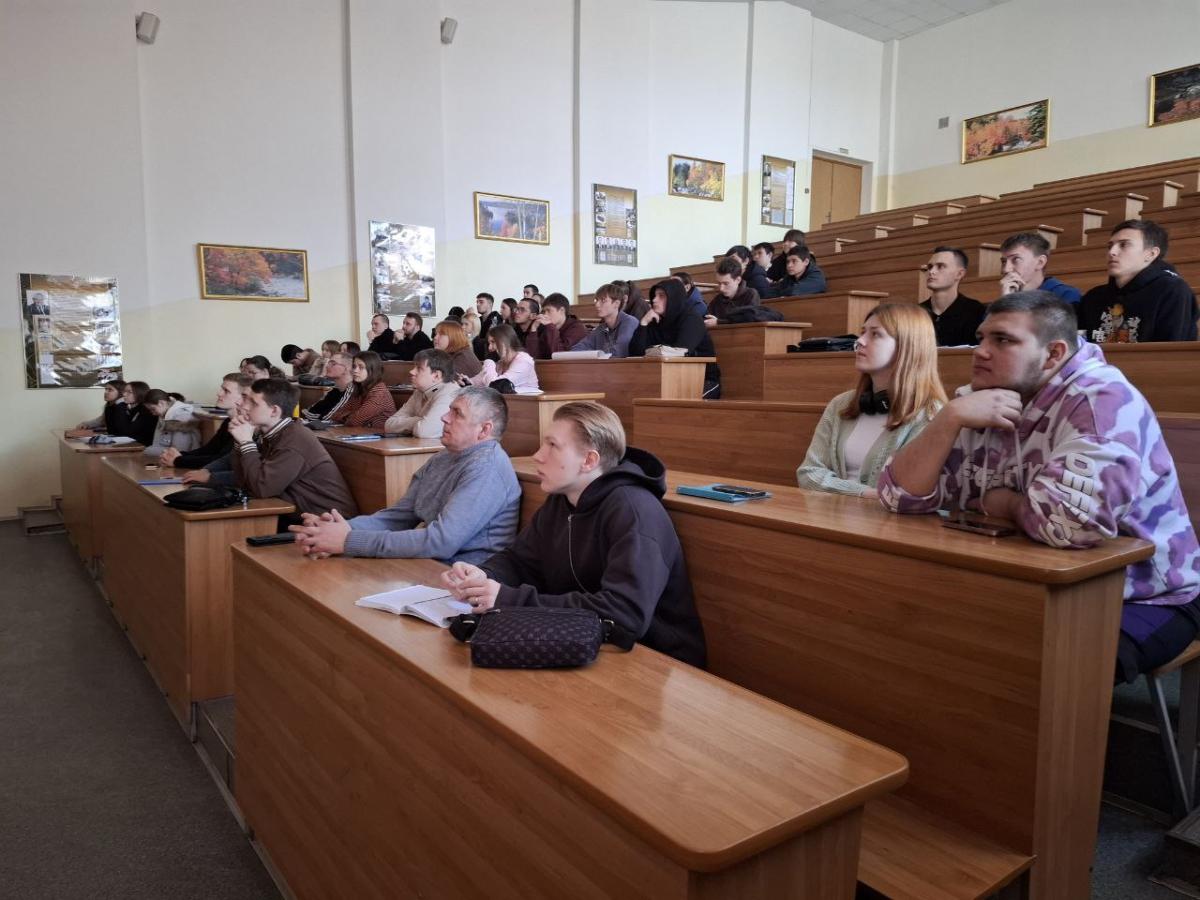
top-left (355, 584), bottom-right (470, 628)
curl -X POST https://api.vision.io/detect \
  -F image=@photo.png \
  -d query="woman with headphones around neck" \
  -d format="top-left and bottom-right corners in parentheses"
top-left (796, 303), bottom-right (946, 499)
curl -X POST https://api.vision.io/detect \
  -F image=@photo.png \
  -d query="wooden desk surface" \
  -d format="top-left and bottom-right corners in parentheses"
top-left (510, 459), bottom-right (1152, 585)
top-left (57, 433), bottom-right (145, 566)
top-left (102, 456), bottom-right (294, 520)
top-left (57, 432), bottom-right (144, 454)
top-left (233, 545), bottom-right (908, 870)
top-left (313, 427), bottom-right (443, 456)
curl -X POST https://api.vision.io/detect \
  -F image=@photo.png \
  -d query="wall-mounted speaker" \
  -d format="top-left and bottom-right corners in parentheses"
top-left (136, 12), bottom-right (160, 44)
top-left (440, 18), bottom-right (458, 45)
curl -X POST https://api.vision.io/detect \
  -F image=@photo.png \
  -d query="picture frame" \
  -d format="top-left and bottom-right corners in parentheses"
top-left (668, 154), bottom-right (725, 201)
top-left (592, 184), bottom-right (638, 267)
top-left (197, 243), bottom-right (309, 302)
top-left (760, 155), bottom-right (796, 227)
top-left (473, 192), bottom-right (550, 245)
top-left (1149, 62), bottom-right (1200, 128)
top-left (961, 99), bottom-right (1049, 165)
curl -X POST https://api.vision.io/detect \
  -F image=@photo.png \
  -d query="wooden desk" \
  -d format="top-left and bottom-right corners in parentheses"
top-left (299, 384), bottom-right (330, 409)
top-left (99, 456), bottom-right (293, 727)
top-left (502, 392), bottom-right (605, 456)
top-left (57, 433), bottom-right (144, 568)
top-left (314, 428), bottom-right (442, 515)
top-left (195, 410), bottom-right (226, 444)
top-left (232, 546), bottom-right (908, 899)
top-left (708, 322), bottom-right (809, 400)
top-left (511, 459), bottom-right (1152, 899)
top-left (382, 360), bottom-right (414, 384)
top-left (534, 357), bottom-right (713, 435)
top-left (762, 291), bottom-right (888, 337)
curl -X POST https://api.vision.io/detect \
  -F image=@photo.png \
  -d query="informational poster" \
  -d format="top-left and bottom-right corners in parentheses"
top-left (370, 222), bottom-right (436, 318)
top-left (19, 273), bottom-right (123, 389)
top-left (593, 184), bottom-right (638, 267)
top-left (761, 156), bottom-right (796, 228)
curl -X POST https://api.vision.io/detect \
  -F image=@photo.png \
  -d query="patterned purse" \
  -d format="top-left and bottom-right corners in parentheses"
top-left (448, 608), bottom-right (635, 669)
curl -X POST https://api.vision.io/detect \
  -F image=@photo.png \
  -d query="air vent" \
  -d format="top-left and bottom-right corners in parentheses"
top-left (938, 116), bottom-right (950, 129)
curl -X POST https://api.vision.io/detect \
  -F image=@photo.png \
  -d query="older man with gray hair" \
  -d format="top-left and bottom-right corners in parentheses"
top-left (289, 386), bottom-right (521, 563)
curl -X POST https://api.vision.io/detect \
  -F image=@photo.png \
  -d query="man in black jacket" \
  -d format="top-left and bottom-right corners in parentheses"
top-left (382, 312), bottom-right (434, 360)
top-left (919, 246), bottom-right (987, 346)
top-left (441, 401), bottom-right (707, 667)
top-left (1078, 220), bottom-right (1198, 343)
top-left (161, 372), bottom-right (251, 469)
top-left (725, 244), bottom-right (771, 297)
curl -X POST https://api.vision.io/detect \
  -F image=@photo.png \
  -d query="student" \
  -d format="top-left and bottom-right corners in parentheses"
top-left (470, 324), bottom-right (539, 393)
top-left (671, 272), bottom-right (708, 317)
top-left (570, 283), bottom-right (640, 357)
top-left (463, 310), bottom-right (488, 359)
top-left (385, 349), bottom-right (462, 437)
top-left (499, 297), bottom-right (517, 323)
top-left (440, 401), bottom-right (707, 668)
top-left (766, 229), bottom-right (807, 281)
top-left (232, 378), bottom-right (358, 520)
top-left (74, 379), bottom-right (127, 432)
top-left (281, 345), bottom-right (320, 378)
top-left (522, 283), bottom-right (539, 300)
top-left (365, 313), bottom-right (395, 355)
top-left (115, 381), bottom-right (158, 446)
top-left (510, 297), bottom-right (540, 345)
top-left (725, 244), bottom-right (771, 296)
top-left (880, 291), bottom-right (1200, 682)
top-left (385, 312), bottom-right (434, 361)
top-left (475, 292), bottom-right (503, 338)
top-left (630, 279), bottom-right (720, 397)
top-left (290, 387), bottom-right (520, 563)
top-left (705, 256), bottom-right (760, 324)
top-left (447, 306), bottom-right (465, 319)
top-left (525, 293), bottom-right (588, 358)
top-left (305, 339), bottom-right (342, 381)
top-left (796, 304), bottom-right (945, 497)
top-left (181, 381), bottom-right (257, 487)
top-left (301, 352), bottom-right (354, 421)
top-left (1078, 220), bottom-right (1198, 343)
top-left (241, 354), bottom-right (286, 381)
top-left (761, 245), bottom-right (826, 297)
top-left (433, 319), bottom-right (483, 378)
top-left (161, 373), bottom-right (251, 469)
top-left (614, 280), bottom-right (651, 320)
top-left (919, 246), bottom-right (987, 346)
top-left (998, 232), bottom-right (1081, 302)
top-left (332, 351), bottom-right (397, 427)
top-left (751, 242), bottom-right (777, 279)
top-left (141, 389), bottom-right (202, 459)
top-left (340, 340), bottom-right (361, 355)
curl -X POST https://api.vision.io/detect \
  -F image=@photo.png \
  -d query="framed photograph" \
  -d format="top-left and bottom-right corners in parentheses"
top-left (197, 244), bottom-right (309, 301)
top-left (761, 155), bottom-right (796, 227)
top-left (961, 99), bottom-right (1049, 164)
top-left (592, 184), bottom-right (638, 267)
top-left (473, 192), bottom-right (549, 245)
top-left (1149, 63), bottom-right (1200, 127)
top-left (668, 154), bottom-right (725, 201)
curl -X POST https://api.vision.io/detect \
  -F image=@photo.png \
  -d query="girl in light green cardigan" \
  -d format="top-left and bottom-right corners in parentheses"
top-left (797, 303), bottom-right (947, 498)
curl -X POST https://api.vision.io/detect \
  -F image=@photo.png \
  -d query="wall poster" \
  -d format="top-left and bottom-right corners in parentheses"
top-left (370, 222), bottom-right (436, 318)
top-left (592, 184), bottom-right (638, 267)
top-left (761, 156), bottom-right (796, 227)
top-left (19, 273), bottom-right (123, 389)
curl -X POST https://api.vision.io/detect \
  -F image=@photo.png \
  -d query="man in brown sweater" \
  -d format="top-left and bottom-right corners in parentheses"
top-left (524, 293), bottom-right (589, 358)
top-left (232, 378), bottom-right (359, 520)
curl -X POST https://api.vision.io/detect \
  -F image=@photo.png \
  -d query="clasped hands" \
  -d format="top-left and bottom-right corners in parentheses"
top-left (288, 509), bottom-right (352, 558)
top-left (440, 562), bottom-right (500, 612)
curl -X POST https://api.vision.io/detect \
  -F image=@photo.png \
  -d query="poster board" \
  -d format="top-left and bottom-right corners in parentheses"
top-left (19, 273), bottom-right (123, 389)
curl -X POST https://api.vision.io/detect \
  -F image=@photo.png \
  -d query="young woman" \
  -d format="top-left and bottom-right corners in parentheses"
top-left (115, 380), bottom-right (158, 446)
top-left (796, 303), bottom-right (946, 498)
top-left (305, 339), bottom-right (342, 380)
top-left (629, 279), bottom-right (720, 398)
top-left (332, 350), bottom-right (397, 427)
top-left (241, 354), bottom-right (286, 381)
top-left (141, 388), bottom-right (202, 459)
top-left (73, 379), bottom-right (127, 433)
top-left (434, 319), bottom-right (483, 379)
top-left (469, 324), bottom-right (539, 393)
top-left (499, 298), bottom-right (518, 323)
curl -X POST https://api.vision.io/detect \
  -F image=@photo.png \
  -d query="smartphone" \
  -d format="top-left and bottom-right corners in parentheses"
top-left (710, 484), bottom-right (771, 500)
top-left (246, 533), bottom-right (297, 547)
top-left (941, 511), bottom-right (1017, 538)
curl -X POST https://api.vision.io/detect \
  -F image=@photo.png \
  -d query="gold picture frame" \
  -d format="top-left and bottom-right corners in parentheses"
top-left (1148, 62), bottom-right (1200, 128)
top-left (961, 99), bottom-right (1049, 165)
top-left (473, 192), bottom-right (550, 245)
top-left (668, 154), bottom-right (725, 201)
top-left (197, 243), bottom-right (309, 302)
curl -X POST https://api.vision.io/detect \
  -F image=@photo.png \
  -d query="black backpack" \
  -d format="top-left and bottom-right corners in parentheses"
top-left (163, 485), bottom-right (248, 511)
top-left (724, 305), bottom-right (785, 324)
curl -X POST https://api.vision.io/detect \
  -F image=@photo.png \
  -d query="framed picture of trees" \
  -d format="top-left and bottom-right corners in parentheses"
top-left (197, 244), bottom-right (310, 302)
top-left (961, 99), bottom-right (1049, 164)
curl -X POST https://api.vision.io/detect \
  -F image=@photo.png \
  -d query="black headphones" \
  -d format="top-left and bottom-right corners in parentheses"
top-left (858, 389), bottom-right (891, 415)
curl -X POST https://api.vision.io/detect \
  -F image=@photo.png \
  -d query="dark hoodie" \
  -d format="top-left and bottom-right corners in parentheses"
top-left (706, 284), bottom-right (760, 322)
top-left (117, 404), bottom-right (158, 446)
top-left (768, 251), bottom-right (826, 294)
top-left (481, 447), bottom-right (707, 668)
top-left (1078, 259), bottom-right (1198, 344)
top-left (629, 279), bottom-right (720, 385)
top-left (740, 260), bottom-right (772, 297)
top-left (172, 419), bottom-right (234, 469)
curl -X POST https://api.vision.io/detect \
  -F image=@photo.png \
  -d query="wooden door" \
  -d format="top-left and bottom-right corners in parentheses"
top-left (809, 156), bottom-right (864, 230)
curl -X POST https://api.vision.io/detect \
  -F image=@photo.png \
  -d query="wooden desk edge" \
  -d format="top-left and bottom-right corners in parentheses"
top-left (101, 457), bottom-right (294, 520)
top-left (57, 432), bottom-right (145, 453)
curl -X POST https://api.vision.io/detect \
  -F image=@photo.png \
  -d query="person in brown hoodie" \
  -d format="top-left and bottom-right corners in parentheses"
top-left (231, 378), bottom-right (359, 521)
top-left (525, 293), bottom-right (589, 358)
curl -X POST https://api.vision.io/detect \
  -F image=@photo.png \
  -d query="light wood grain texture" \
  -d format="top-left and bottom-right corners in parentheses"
top-left (1163, 414), bottom-right (1200, 534)
top-left (762, 291), bottom-right (888, 337)
top-left (57, 434), bottom-right (144, 565)
top-left (232, 546), bottom-right (907, 899)
top-left (299, 384), bottom-right (330, 409)
top-left (708, 323), bottom-right (808, 400)
top-left (381, 360), bottom-right (414, 384)
top-left (501, 392), bottom-right (605, 456)
top-left (314, 429), bottom-right (442, 515)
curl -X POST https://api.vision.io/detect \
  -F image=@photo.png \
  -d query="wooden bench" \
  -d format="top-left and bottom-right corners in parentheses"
top-left (57, 432), bottom-right (144, 571)
top-left (1032, 157), bottom-right (1200, 193)
top-left (816, 200), bottom-right (966, 232)
top-left (763, 290), bottom-right (888, 336)
top-left (314, 428), bottom-right (442, 515)
top-left (708, 322), bottom-right (809, 400)
top-left (381, 360), bottom-right (414, 384)
top-left (500, 391), bottom-right (606, 456)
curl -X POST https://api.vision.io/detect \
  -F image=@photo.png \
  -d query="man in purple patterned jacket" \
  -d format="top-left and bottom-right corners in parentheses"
top-left (878, 291), bottom-right (1200, 682)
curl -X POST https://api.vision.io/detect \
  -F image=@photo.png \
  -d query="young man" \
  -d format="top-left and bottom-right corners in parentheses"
top-left (511, 297), bottom-right (540, 344)
top-left (280, 345), bottom-right (320, 378)
top-left (290, 387), bottom-right (519, 564)
top-left (761, 245), bottom-right (826, 297)
top-left (998, 232), bottom-right (1081, 303)
top-left (725, 245), bottom-right (771, 296)
top-left (441, 401), bottom-right (707, 667)
top-left (569, 284), bottom-right (639, 357)
top-left (919, 246), bottom-right (987, 346)
top-left (383, 312), bottom-right (434, 361)
top-left (751, 242), bottom-right (777, 279)
top-left (766, 228), bottom-right (821, 283)
top-left (301, 352), bottom-right (354, 421)
top-left (181, 381), bottom-right (256, 487)
top-left (365, 313), bottom-right (394, 355)
top-left (670, 272), bottom-right (709, 317)
top-left (231, 378), bottom-right (358, 520)
top-left (1078, 220), bottom-right (1198, 343)
top-left (525, 292), bottom-right (588, 358)
top-left (878, 292), bottom-right (1200, 682)
top-left (475, 292), bottom-right (503, 339)
top-left (161, 372), bottom-right (251, 469)
top-left (384, 349), bottom-right (461, 437)
top-left (705, 256), bottom-right (760, 324)
top-left (522, 283), bottom-right (539, 300)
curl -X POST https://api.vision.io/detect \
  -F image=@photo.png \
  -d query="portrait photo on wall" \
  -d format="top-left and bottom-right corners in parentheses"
top-left (761, 155), bottom-right (796, 227)
top-left (961, 99), bottom-right (1049, 164)
top-left (593, 184), bottom-right (637, 266)
top-left (668, 154), bottom-right (725, 201)
top-left (473, 192), bottom-right (549, 245)
top-left (1149, 62), bottom-right (1200, 127)
top-left (197, 244), bottom-right (309, 302)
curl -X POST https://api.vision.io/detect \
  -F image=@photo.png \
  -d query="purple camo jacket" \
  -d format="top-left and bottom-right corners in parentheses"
top-left (878, 340), bottom-right (1200, 606)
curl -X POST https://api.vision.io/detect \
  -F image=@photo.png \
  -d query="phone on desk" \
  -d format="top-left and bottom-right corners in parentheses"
top-left (677, 483), bottom-right (772, 503)
top-left (941, 510), bottom-right (1017, 538)
top-left (246, 533), bottom-right (296, 547)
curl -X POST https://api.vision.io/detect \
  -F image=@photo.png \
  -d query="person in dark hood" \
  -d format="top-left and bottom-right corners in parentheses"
top-left (630, 278), bottom-right (720, 397)
top-left (705, 256), bottom-right (760, 322)
top-left (725, 244), bottom-right (771, 296)
top-left (441, 401), bottom-right (707, 667)
top-left (1078, 219), bottom-right (1198, 343)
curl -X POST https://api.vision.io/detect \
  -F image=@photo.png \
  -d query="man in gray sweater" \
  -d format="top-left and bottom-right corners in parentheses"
top-left (289, 386), bottom-right (520, 564)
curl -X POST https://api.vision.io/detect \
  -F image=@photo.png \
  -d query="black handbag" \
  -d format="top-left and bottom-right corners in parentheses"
top-left (787, 335), bottom-right (858, 352)
top-left (448, 608), bottom-right (635, 669)
top-left (163, 485), bottom-right (248, 511)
